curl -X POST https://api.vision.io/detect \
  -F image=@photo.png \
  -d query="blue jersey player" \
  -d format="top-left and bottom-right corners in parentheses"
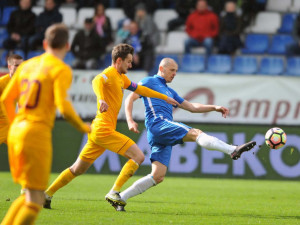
top-left (112, 58), bottom-right (256, 211)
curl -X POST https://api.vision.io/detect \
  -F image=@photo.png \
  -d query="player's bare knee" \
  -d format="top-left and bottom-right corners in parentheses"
top-left (134, 153), bottom-right (144, 165)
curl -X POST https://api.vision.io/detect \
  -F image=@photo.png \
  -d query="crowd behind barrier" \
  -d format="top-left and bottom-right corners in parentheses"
top-left (1, 0), bottom-right (300, 76)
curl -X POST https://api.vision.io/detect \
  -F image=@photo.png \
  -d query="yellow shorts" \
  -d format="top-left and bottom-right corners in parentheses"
top-left (0, 124), bottom-right (9, 145)
top-left (8, 121), bottom-right (52, 190)
top-left (79, 126), bottom-right (135, 164)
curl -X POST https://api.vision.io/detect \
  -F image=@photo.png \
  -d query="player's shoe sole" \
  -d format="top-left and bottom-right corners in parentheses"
top-left (108, 201), bottom-right (126, 212)
top-left (43, 199), bottom-right (52, 209)
top-left (231, 141), bottom-right (256, 160)
top-left (105, 192), bottom-right (126, 206)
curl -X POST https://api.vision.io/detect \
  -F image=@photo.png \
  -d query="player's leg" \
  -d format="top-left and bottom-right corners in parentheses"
top-left (105, 143), bottom-right (144, 206)
top-left (182, 128), bottom-right (256, 159)
top-left (12, 190), bottom-right (43, 225)
top-left (44, 139), bottom-right (104, 209)
top-left (120, 161), bottom-right (166, 202)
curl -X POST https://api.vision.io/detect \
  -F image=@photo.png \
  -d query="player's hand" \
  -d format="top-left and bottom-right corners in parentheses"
top-left (165, 97), bottom-right (180, 107)
top-left (99, 100), bottom-right (108, 113)
top-left (215, 106), bottom-right (229, 118)
top-left (127, 120), bottom-right (140, 133)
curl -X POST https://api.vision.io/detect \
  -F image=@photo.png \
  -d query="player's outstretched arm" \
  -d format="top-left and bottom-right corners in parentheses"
top-left (54, 69), bottom-right (91, 133)
top-left (179, 100), bottom-right (229, 118)
top-left (125, 92), bottom-right (140, 133)
top-left (134, 85), bottom-right (179, 106)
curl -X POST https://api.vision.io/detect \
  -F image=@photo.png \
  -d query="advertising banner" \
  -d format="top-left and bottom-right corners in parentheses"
top-left (1, 121), bottom-right (298, 180)
top-left (69, 70), bottom-right (300, 125)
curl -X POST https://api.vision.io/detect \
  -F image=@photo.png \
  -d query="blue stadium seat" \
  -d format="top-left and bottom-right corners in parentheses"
top-left (1, 7), bottom-right (17, 26)
top-left (64, 52), bottom-right (75, 66)
top-left (232, 56), bottom-right (258, 74)
top-left (286, 57), bottom-right (300, 76)
top-left (206, 55), bottom-right (231, 74)
top-left (268, 34), bottom-right (294, 54)
top-left (179, 54), bottom-right (205, 73)
top-left (259, 57), bottom-right (284, 75)
top-left (150, 54), bottom-right (180, 75)
top-left (278, 13), bottom-right (297, 33)
top-left (0, 28), bottom-right (9, 48)
top-left (241, 34), bottom-right (269, 54)
top-left (27, 50), bottom-right (44, 59)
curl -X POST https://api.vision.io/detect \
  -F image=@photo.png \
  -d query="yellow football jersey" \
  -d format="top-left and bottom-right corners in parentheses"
top-left (1, 53), bottom-right (87, 131)
top-left (0, 74), bottom-right (10, 126)
top-left (92, 66), bottom-right (132, 129)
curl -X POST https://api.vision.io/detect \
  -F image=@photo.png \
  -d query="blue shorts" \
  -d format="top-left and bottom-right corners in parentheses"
top-left (147, 119), bottom-right (191, 167)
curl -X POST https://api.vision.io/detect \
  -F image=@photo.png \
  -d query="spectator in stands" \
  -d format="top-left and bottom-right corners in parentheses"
top-left (286, 15), bottom-right (300, 56)
top-left (3, 0), bottom-right (36, 54)
top-left (123, 21), bottom-right (154, 73)
top-left (167, 0), bottom-right (195, 32)
top-left (28, 0), bottom-right (62, 51)
top-left (135, 3), bottom-right (160, 47)
top-left (115, 18), bottom-right (131, 44)
top-left (71, 18), bottom-right (105, 69)
top-left (184, 0), bottom-right (219, 55)
top-left (122, 0), bottom-right (158, 20)
top-left (93, 2), bottom-right (113, 45)
top-left (218, 1), bottom-right (242, 55)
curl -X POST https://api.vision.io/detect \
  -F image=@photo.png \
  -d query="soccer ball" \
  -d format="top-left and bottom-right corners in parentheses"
top-left (265, 127), bottom-right (287, 149)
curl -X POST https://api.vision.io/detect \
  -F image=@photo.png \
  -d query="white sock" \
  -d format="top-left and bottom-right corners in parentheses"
top-left (196, 132), bottom-right (236, 155)
top-left (120, 174), bottom-right (156, 202)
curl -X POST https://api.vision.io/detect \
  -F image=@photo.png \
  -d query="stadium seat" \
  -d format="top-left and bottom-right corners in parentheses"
top-left (179, 54), bottom-right (205, 73)
top-left (259, 57), bottom-right (285, 75)
top-left (27, 50), bottom-right (44, 59)
top-left (156, 31), bottom-right (188, 54)
top-left (0, 28), bottom-right (9, 48)
top-left (278, 13), bottom-right (297, 33)
top-left (59, 7), bottom-right (77, 28)
top-left (206, 55), bottom-right (231, 74)
top-left (232, 56), bottom-right (258, 74)
top-left (286, 57), bottom-right (300, 76)
top-left (153, 9), bottom-right (178, 31)
top-left (268, 34), bottom-right (294, 54)
top-left (241, 34), bottom-right (269, 54)
top-left (266, 0), bottom-right (292, 12)
top-left (106, 8), bottom-right (126, 31)
top-left (64, 52), bottom-right (75, 66)
top-left (249, 12), bottom-right (281, 34)
top-left (32, 6), bottom-right (43, 16)
top-left (1, 7), bottom-right (17, 26)
top-left (75, 7), bottom-right (94, 29)
top-left (289, 0), bottom-right (300, 12)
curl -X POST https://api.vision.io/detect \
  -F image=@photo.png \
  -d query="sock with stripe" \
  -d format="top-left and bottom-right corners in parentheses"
top-left (111, 159), bottom-right (139, 193)
top-left (196, 132), bottom-right (236, 155)
top-left (120, 174), bottom-right (156, 202)
top-left (13, 201), bottom-right (41, 225)
top-left (1, 194), bottom-right (25, 225)
top-left (45, 168), bottom-right (75, 197)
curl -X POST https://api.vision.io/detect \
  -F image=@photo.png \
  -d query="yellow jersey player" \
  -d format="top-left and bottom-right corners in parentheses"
top-left (0, 24), bottom-right (91, 225)
top-left (0, 54), bottom-right (23, 145)
top-left (43, 44), bottom-right (179, 209)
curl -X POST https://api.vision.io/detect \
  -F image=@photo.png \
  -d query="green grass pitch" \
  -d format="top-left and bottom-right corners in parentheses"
top-left (0, 172), bottom-right (299, 225)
